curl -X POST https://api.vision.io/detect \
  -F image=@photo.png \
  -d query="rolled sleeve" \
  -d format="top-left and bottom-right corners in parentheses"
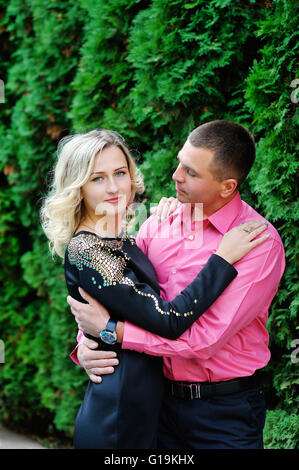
top-left (122, 322), bottom-right (147, 353)
top-left (69, 330), bottom-right (85, 366)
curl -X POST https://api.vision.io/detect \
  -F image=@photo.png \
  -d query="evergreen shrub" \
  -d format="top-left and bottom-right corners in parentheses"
top-left (0, 0), bottom-right (297, 447)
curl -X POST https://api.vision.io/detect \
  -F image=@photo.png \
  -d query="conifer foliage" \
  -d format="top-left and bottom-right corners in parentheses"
top-left (0, 0), bottom-right (297, 446)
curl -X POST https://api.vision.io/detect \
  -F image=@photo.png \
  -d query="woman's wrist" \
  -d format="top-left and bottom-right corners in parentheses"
top-left (214, 249), bottom-right (234, 265)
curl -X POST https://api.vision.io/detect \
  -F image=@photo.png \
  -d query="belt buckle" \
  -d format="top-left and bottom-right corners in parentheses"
top-left (190, 383), bottom-right (200, 399)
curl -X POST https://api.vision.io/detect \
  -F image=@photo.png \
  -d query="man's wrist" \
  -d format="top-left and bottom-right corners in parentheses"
top-left (116, 321), bottom-right (124, 343)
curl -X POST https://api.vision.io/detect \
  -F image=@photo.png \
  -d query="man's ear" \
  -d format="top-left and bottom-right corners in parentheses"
top-left (220, 179), bottom-right (238, 199)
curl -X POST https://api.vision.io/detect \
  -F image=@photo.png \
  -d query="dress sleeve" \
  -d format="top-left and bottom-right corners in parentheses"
top-left (67, 234), bottom-right (237, 340)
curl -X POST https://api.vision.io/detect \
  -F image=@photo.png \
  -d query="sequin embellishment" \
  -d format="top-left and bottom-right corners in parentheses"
top-left (68, 233), bottom-right (194, 318)
top-left (68, 234), bottom-right (130, 287)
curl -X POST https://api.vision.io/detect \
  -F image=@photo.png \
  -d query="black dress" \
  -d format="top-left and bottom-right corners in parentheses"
top-left (64, 231), bottom-right (237, 449)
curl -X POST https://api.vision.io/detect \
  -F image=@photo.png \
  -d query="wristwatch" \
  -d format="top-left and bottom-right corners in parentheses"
top-left (100, 318), bottom-right (117, 345)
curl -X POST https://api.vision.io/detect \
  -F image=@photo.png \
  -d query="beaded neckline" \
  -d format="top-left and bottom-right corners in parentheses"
top-left (73, 230), bottom-right (135, 248)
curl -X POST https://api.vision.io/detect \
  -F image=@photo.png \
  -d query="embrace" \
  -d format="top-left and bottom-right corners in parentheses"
top-left (41, 120), bottom-right (285, 449)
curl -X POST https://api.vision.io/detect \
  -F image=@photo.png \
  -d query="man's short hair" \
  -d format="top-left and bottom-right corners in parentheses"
top-left (188, 120), bottom-right (256, 186)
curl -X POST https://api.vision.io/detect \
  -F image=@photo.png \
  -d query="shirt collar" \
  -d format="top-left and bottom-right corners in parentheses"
top-left (207, 192), bottom-right (242, 234)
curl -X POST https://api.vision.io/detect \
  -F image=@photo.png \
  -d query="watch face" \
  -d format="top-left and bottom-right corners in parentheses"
top-left (100, 330), bottom-right (117, 345)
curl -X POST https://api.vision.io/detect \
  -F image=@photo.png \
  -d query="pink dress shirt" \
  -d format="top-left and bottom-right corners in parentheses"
top-left (121, 192), bottom-right (285, 382)
top-left (70, 192), bottom-right (285, 382)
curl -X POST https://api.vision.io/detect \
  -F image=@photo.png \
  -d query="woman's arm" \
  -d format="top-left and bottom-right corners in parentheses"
top-left (66, 221), bottom-right (268, 340)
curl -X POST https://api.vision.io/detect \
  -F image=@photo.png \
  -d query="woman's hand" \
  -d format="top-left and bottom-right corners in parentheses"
top-left (151, 197), bottom-right (181, 221)
top-left (215, 220), bottom-right (270, 265)
top-left (67, 288), bottom-right (110, 337)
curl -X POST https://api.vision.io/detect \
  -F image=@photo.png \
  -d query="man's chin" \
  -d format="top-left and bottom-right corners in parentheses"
top-left (176, 192), bottom-right (188, 203)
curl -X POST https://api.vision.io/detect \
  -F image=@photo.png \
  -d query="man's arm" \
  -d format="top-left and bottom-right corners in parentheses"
top-left (69, 237), bottom-right (284, 378)
top-left (122, 238), bottom-right (285, 359)
top-left (68, 222), bottom-right (272, 344)
top-left (68, 220), bottom-right (282, 378)
top-left (70, 235), bottom-right (284, 360)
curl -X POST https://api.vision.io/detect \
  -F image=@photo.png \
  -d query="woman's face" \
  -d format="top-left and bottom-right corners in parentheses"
top-left (81, 145), bottom-right (133, 221)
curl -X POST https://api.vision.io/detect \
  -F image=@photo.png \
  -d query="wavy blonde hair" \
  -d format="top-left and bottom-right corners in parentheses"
top-left (40, 129), bottom-right (144, 258)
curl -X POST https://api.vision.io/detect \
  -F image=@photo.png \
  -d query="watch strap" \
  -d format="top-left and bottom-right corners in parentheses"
top-left (105, 318), bottom-right (117, 333)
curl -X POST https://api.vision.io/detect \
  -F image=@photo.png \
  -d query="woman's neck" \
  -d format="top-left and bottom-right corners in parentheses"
top-left (80, 215), bottom-right (124, 238)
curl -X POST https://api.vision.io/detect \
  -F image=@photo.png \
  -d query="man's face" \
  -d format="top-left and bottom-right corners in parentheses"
top-left (172, 140), bottom-right (223, 214)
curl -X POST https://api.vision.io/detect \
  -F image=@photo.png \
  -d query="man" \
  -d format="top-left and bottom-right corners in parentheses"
top-left (68, 120), bottom-right (285, 449)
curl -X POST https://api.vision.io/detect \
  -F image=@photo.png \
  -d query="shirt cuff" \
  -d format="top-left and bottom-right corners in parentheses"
top-left (69, 330), bottom-right (85, 367)
top-left (122, 321), bottom-right (147, 353)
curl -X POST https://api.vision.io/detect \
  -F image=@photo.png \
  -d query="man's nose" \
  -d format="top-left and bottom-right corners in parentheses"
top-left (172, 164), bottom-right (184, 182)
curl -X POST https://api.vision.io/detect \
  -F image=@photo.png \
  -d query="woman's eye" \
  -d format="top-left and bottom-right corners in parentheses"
top-left (92, 176), bottom-right (103, 182)
top-left (116, 171), bottom-right (126, 177)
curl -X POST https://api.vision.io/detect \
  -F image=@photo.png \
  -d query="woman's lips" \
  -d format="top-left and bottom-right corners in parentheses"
top-left (105, 196), bottom-right (121, 204)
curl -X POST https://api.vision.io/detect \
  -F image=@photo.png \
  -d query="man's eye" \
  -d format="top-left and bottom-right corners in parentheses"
top-left (187, 169), bottom-right (196, 177)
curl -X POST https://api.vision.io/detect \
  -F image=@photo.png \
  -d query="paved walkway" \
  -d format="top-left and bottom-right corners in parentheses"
top-left (0, 426), bottom-right (45, 449)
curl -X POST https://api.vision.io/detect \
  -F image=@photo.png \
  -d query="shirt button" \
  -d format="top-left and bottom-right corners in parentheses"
top-left (188, 235), bottom-right (194, 240)
top-left (172, 269), bottom-right (177, 274)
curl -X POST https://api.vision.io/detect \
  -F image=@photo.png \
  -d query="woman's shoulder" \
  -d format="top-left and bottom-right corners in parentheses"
top-left (66, 231), bottom-right (137, 286)
top-left (67, 231), bottom-right (134, 266)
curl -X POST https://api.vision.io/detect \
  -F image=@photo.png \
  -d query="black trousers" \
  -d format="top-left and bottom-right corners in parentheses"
top-left (157, 386), bottom-right (266, 449)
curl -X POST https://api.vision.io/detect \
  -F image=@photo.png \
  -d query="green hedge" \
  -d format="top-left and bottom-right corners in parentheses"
top-left (264, 409), bottom-right (299, 449)
top-left (0, 0), bottom-right (298, 447)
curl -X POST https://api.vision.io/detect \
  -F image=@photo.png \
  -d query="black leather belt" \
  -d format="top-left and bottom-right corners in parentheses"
top-left (166, 371), bottom-right (263, 400)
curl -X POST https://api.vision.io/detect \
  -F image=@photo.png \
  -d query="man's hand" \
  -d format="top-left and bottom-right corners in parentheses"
top-left (77, 338), bottom-right (119, 383)
top-left (67, 288), bottom-right (110, 337)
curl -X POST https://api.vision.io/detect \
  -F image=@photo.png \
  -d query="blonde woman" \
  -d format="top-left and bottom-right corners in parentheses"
top-left (41, 129), bottom-right (269, 449)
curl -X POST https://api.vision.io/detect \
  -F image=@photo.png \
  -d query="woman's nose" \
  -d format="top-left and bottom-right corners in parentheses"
top-left (106, 177), bottom-right (118, 193)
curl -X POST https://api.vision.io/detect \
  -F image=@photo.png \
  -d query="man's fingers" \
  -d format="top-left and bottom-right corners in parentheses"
top-left (83, 338), bottom-right (99, 349)
top-left (66, 295), bottom-right (75, 310)
top-left (83, 349), bottom-right (117, 359)
top-left (89, 367), bottom-right (115, 376)
top-left (83, 352), bottom-right (118, 364)
top-left (66, 295), bottom-right (83, 313)
top-left (89, 374), bottom-right (102, 384)
top-left (67, 288), bottom-right (93, 308)
top-left (78, 287), bottom-right (92, 303)
top-left (86, 357), bottom-right (119, 368)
